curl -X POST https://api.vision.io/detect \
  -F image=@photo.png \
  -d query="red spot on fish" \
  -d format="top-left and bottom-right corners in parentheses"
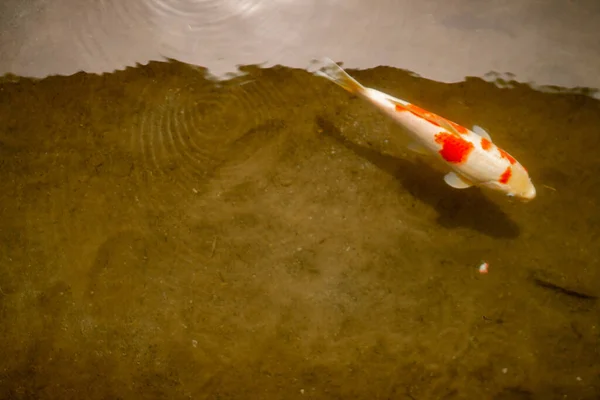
top-left (499, 166), bottom-right (512, 184)
top-left (498, 148), bottom-right (517, 165)
top-left (481, 138), bottom-right (492, 150)
top-left (434, 132), bottom-right (474, 164)
top-left (395, 104), bottom-right (468, 134)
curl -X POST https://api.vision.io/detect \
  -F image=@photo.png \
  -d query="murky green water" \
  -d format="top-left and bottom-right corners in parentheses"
top-left (1, 60), bottom-right (599, 399)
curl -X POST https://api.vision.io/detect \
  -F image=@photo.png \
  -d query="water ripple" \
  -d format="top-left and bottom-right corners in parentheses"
top-left (127, 62), bottom-right (309, 264)
top-left (142, 0), bottom-right (325, 71)
top-left (129, 63), bottom-right (302, 202)
top-left (68, 0), bottom-right (156, 73)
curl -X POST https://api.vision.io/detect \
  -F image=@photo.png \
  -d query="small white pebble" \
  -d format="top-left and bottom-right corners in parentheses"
top-left (300, 389), bottom-right (305, 394)
top-left (502, 368), bottom-right (508, 374)
top-left (576, 376), bottom-right (582, 381)
top-left (192, 340), bottom-right (198, 348)
top-left (479, 262), bottom-right (489, 274)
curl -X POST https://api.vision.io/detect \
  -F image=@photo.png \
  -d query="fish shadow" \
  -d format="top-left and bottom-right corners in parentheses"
top-left (316, 116), bottom-right (520, 239)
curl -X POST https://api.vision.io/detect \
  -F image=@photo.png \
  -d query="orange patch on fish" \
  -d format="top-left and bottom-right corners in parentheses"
top-left (498, 148), bottom-right (517, 165)
top-left (481, 138), bottom-right (492, 150)
top-left (434, 132), bottom-right (474, 164)
top-left (499, 166), bottom-right (512, 184)
top-left (395, 104), bottom-right (468, 134)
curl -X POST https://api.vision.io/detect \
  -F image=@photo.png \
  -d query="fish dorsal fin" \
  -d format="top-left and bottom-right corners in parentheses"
top-left (432, 115), bottom-right (462, 137)
top-left (389, 97), bottom-right (465, 138)
top-left (393, 99), bottom-right (452, 128)
top-left (444, 171), bottom-right (473, 189)
top-left (472, 125), bottom-right (492, 140)
top-left (382, 94), bottom-right (411, 109)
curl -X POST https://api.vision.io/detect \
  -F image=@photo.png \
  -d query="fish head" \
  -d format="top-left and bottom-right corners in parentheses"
top-left (482, 163), bottom-right (536, 202)
top-left (507, 163), bottom-right (536, 202)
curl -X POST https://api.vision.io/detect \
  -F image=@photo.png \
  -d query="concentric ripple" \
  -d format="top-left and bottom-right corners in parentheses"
top-left (143, 0), bottom-right (325, 73)
top-left (17, 0), bottom-right (347, 80)
top-left (148, 0), bottom-right (273, 28)
top-left (145, 0), bottom-right (262, 57)
top-left (129, 62), bottom-right (310, 264)
top-left (66, 0), bottom-right (158, 74)
top-left (132, 79), bottom-right (244, 195)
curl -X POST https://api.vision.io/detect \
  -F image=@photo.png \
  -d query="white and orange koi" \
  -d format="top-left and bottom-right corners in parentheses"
top-left (313, 58), bottom-right (536, 202)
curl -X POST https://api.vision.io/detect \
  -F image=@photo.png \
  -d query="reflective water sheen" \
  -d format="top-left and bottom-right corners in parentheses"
top-left (1, 60), bottom-right (599, 398)
top-left (2, 0), bottom-right (600, 91)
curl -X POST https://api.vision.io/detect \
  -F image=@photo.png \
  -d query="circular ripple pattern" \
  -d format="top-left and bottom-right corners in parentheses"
top-left (132, 80), bottom-right (256, 194)
top-left (129, 65), bottom-right (311, 264)
top-left (5, 0), bottom-right (386, 80)
top-left (144, 0), bottom-right (324, 74)
top-left (59, 0), bottom-right (164, 75)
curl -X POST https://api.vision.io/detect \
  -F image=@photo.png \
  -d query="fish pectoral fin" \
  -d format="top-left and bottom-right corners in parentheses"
top-left (444, 172), bottom-right (473, 189)
top-left (472, 125), bottom-right (492, 140)
top-left (407, 141), bottom-right (430, 155)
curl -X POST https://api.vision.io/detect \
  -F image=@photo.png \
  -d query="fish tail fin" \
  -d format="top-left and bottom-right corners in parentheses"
top-left (313, 58), bottom-right (366, 95)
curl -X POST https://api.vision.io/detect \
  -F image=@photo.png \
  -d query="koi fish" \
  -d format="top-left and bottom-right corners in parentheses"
top-left (313, 58), bottom-right (536, 202)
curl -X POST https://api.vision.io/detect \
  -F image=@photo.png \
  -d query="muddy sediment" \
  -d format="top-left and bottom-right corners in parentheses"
top-left (0, 61), bottom-right (599, 398)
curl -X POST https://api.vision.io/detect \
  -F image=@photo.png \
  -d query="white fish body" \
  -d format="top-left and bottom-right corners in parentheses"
top-left (313, 58), bottom-right (536, 202)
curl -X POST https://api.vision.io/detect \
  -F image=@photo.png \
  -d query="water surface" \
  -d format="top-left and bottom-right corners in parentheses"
top-left (0, 60), bottom-right (599, 399)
